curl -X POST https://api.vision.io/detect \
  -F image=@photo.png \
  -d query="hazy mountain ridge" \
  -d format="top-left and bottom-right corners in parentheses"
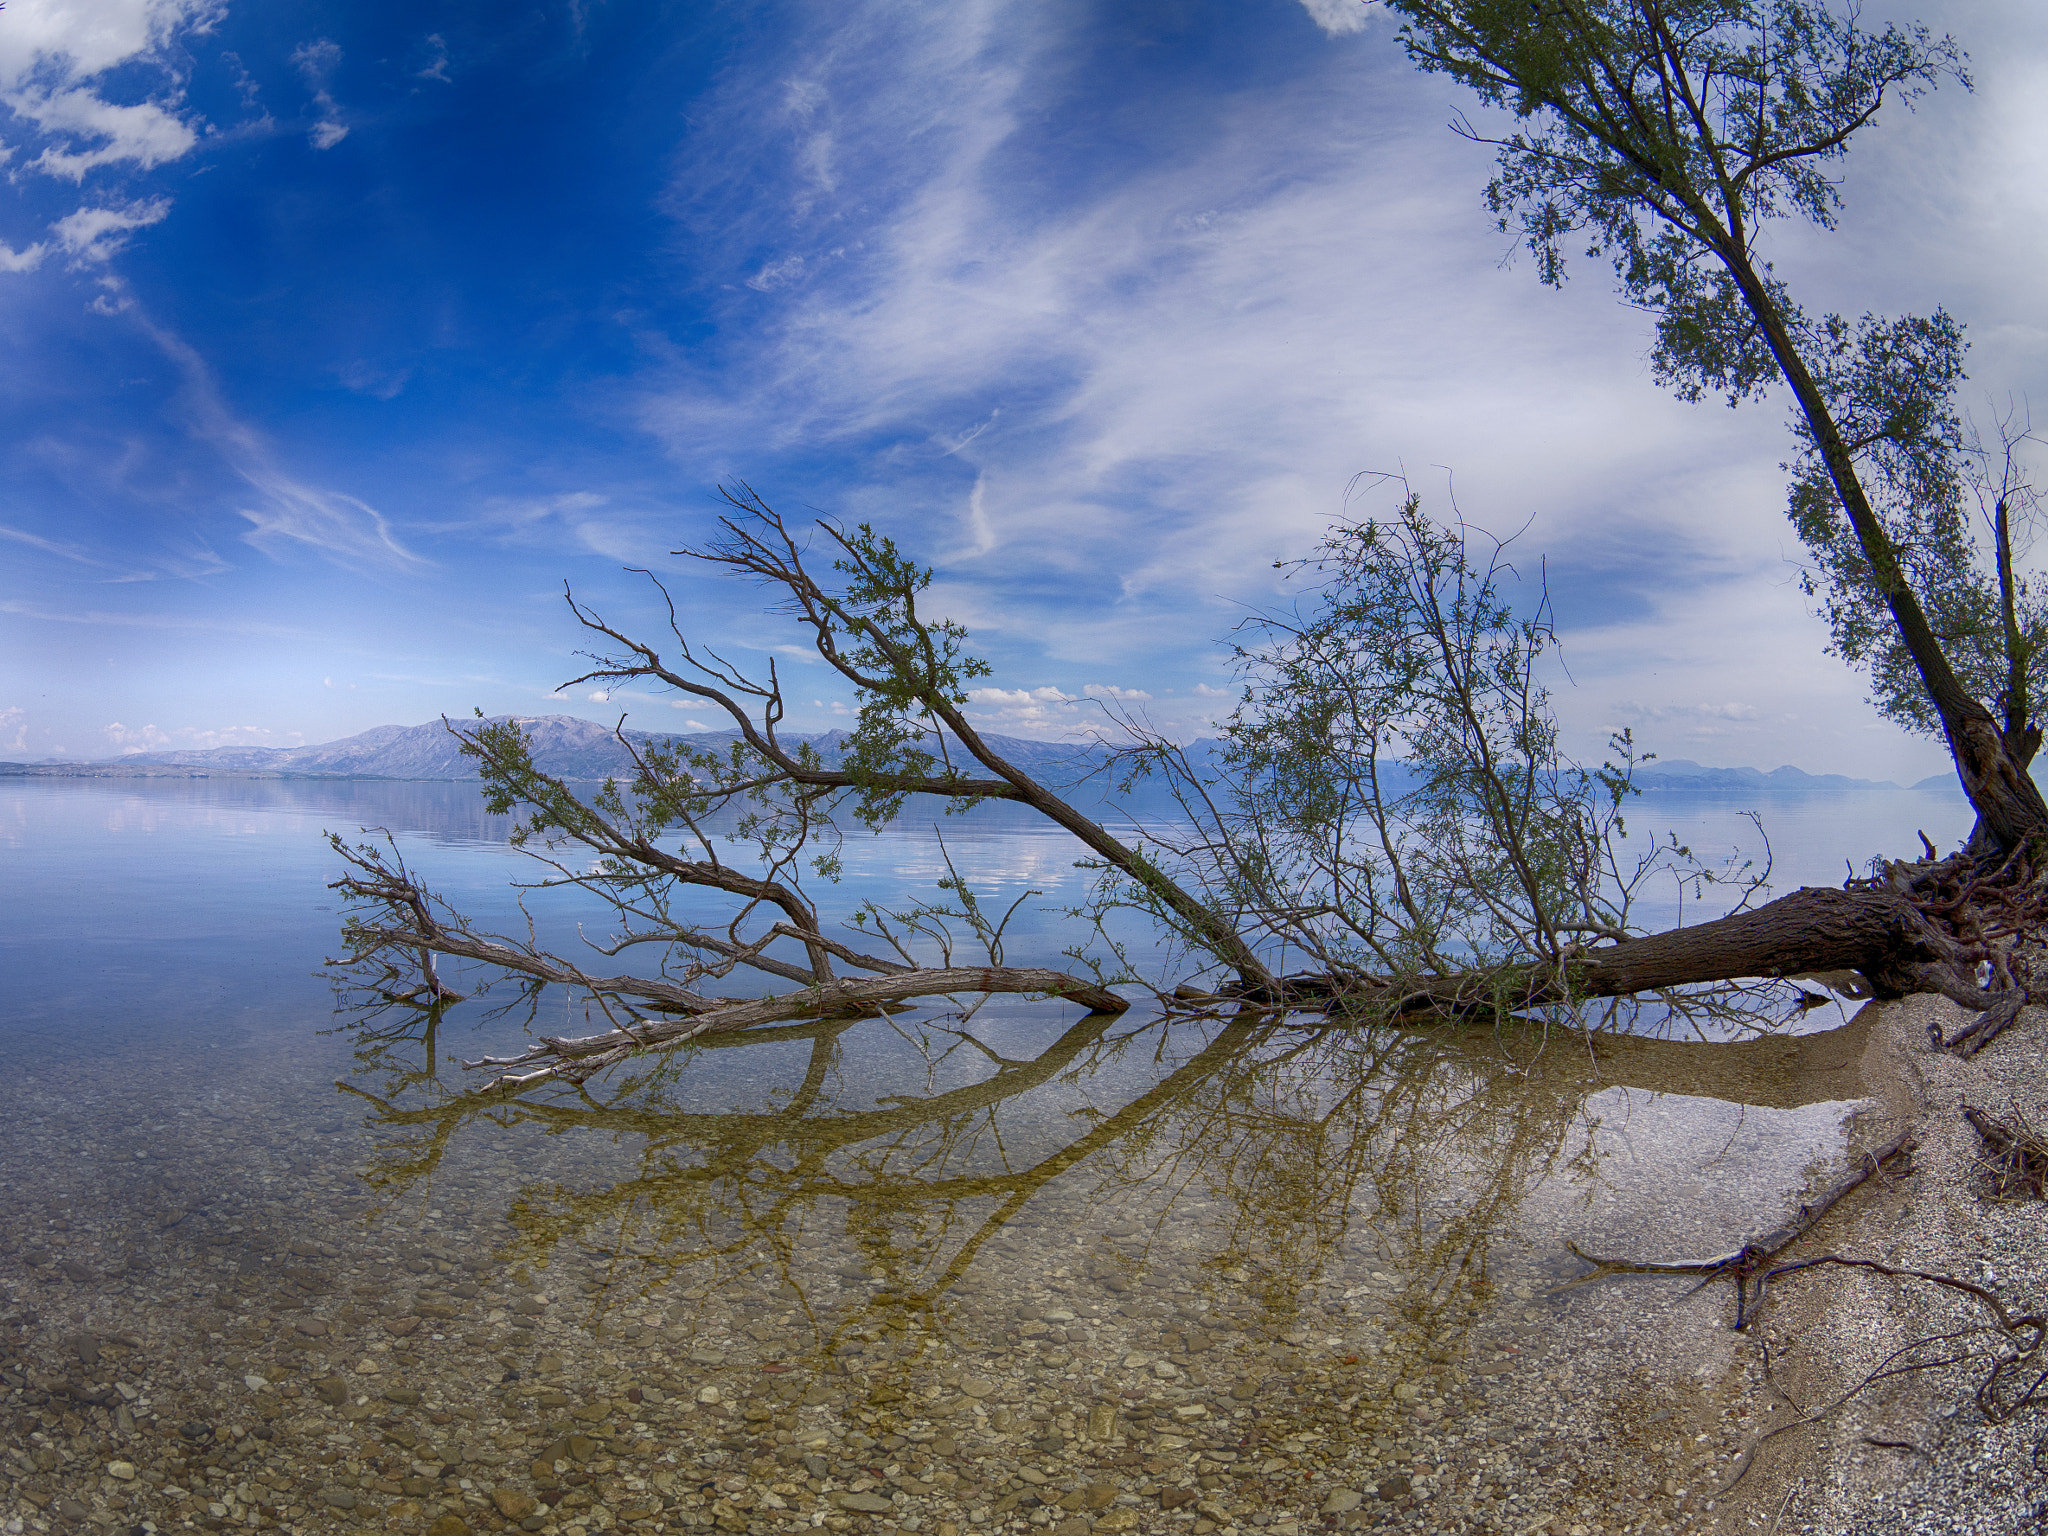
top-left (1631, 758), bottom-right (1936, 794)
top-left (3, 715), bottom-right (1125, 788)
top-left (0, 716), bottom-right (1970, 798)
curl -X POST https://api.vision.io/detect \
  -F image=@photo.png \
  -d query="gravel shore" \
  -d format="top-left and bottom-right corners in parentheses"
top-left (2, 997), bottom-right (2040, 1536)
top-left (1711, 995), bottom-right (2048, 1535)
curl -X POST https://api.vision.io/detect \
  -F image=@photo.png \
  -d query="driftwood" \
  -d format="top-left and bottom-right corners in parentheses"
top-left (1563, 1129), bottom-right (1916, 1329)
top-left (1704, 1259), bottom-right (2045, 1500)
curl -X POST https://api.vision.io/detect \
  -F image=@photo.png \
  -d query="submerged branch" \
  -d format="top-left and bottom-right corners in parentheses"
top-left (459, 965), bottom-right (1128, 1091)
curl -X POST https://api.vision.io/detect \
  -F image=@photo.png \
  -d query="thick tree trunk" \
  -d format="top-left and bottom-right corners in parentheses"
top-left (1718, 246), bottom-right (2048, 851)
top-left (1336, 883), bottom-right (1971, 1018)
top-left (1568, 886), bottom-right (1942, 1000)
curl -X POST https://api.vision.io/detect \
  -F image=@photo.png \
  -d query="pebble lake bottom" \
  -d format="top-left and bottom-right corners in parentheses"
top-left (0, 773), bottom-right (2000, 1536)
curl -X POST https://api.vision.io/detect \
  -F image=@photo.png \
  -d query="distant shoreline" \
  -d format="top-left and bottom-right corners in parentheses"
top-left (0, 762), bottom-right (478, 782)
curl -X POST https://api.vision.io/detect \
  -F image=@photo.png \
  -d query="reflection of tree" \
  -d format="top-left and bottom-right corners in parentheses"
top-left (1090, 1026), bottom-right (1600, 1330)
top-left (339, 1001), bottom-right (1876, 1353)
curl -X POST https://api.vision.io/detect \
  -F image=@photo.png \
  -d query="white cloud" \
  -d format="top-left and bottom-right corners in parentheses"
top-left (418, 34), bottom-right (451, 84)
top-left (104, 720), bottom-right (169, 753)
top-left (0, 0), bottom-right (217, 188)
top-left (20, 87), bottom-right (198, 180)
top-left (1612, 700), bottom-right (1763, 725)
top-left (969, 685), bottom-right (1076, 707)
top-left (52, 196), bottom-right (171, 263)
top-left (335, 360), bottom-right (412, 399)
top-left (747, 254), bottom-right (807, 292)
top-left (105, 720), bottom-right (304, 754)
top-left (1295, 0), bottom-right (1369, 36)
top-left (1189, 682), bottom-right (1232, 698)
top-left (0, 240), bottom-right (48, 272)
top-left (291, 38), bottom-right (349, 150)
top-left (0, 706), bottom-right (26, 754)
top-left (0, 0), bottom-right (221, 83)
top-left (964, 683), bottom-right (1085, 732)
top-left (1083, 683), bottom-right (1153, 702)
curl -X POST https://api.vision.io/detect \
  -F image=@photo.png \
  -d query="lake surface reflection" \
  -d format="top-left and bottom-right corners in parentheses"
top-left (0, 774), bottom-right (1966, 1536)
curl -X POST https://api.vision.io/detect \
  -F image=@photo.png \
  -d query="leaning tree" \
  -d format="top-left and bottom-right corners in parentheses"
top-left (332, 0), bottom-right (2048, 1087)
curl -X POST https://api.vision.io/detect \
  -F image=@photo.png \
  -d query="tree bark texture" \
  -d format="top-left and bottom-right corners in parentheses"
top-left (1312, 883), bottom-right (1979, 1019)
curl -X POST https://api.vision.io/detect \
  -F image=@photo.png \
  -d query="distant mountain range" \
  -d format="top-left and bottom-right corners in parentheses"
top-left (0, 716), bottom-right (1969, 798)
top-left (0, 714), bottom-right (1122, 790)
top-left (1631, 758), bottom-right (1964, 796)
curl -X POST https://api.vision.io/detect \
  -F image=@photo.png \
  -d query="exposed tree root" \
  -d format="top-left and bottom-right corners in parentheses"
top-left (1965, 1102), bottom-right (2048, 1200)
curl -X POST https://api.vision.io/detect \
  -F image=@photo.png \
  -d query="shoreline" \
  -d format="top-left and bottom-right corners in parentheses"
top-left (1711, 994), bottom-right (2047, 1533)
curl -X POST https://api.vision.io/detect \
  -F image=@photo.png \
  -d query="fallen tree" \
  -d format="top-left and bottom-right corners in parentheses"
top-left (330, 489), bottom-right (2041, 1093)
top-left (330, 2), bottom-right (2048, 1088)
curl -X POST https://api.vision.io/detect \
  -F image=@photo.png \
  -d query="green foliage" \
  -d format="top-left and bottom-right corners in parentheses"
top-left (1786, 328), bottom-right (2048, 753)
top-left (1090, 484), bottom-right (1742, 996)
top-left (1385, 0), bottom-right (1961, 403)
top-left (1222, 489), bottom-right (1706, 975)
top-left (1378, 1), bottom-right (2048, 792)
top-left (819, 522), bottom-right (995, 828)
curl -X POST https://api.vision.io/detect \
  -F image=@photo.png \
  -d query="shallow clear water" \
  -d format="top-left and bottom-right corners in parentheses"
top-left (0, 774), bottom-right (1970, 1536)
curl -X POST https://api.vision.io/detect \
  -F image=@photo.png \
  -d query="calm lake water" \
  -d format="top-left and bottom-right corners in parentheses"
top-left (0, 773), bottom-right (1975, 1536)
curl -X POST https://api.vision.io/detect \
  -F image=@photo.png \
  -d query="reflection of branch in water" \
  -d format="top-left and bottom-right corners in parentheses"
top-left (343, 1008), bottom-right (1156, 1324)
top-left (337, 1000), bottom-right (1897, 1365)
top-left (1071, 1022), bottom-right (1596, 1333)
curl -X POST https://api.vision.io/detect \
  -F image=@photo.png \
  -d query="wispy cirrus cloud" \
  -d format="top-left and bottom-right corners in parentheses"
top-left (637, 0), bottom-right (1789, 703)
top-left (142, 319), bottom-right (421, 570)
top-left (290, 39), bottom-right (349, 150)
top-left (0, 598), bottom-right (300, 635)
top-left (0, 520), bottom-right (231, 583)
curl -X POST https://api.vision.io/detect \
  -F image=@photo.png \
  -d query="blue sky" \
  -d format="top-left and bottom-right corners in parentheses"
top-left (2, 0), bottom-right (2045, 779)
